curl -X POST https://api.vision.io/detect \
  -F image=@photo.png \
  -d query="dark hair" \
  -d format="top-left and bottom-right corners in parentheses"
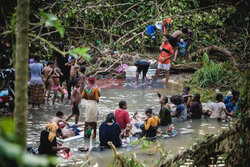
top-left (80, 66), bottom-right (86, 73)
top-left (74, 77), bottom-right (80, 83)
top-left (105, 113), bottom-right (116, 123)
top-left (193, 93), bottom-right (201, 102)
top-left (182, 28), bottom-right (188, 34)
top-left (170, 95), bottom-right (184, 105)
top-left (232, 90), bottom-right (240, 97)
top-left (183, 86), bottom-right (190, 92)
top-left (119, 100), bottom-right (127, 109)
top-left (162, 96), bottom-right (168, 104)
top-left (56, 111), bottom-right (63, 117)
top-left (56, 128), bottom-right (62, 134)
top-left (59, 42), bottom-right (64, 50)
top-left (34, 56), bottom-right (40, 62)
top-left (48, 60), bottom-right (54, 65)
top-left (216, 93), bottom-right (223, 102)
top-left (164, 34), bottom-right (170, 40)
top-left (145, 108), bottom-right (153, 115)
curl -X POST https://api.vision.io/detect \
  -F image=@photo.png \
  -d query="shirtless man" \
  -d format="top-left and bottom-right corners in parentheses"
top-left (43, 61), bottom-right (54, 102)
top-left (52, 68), bottom-right (65, 105)
top-left (66, 78), bottom-right (82, 124)
top-left (62, 123), bottom-right (85, 138)
top-left (65, 58), bottom-right (80, 99)
top-left (51, 111), bottom-right (70, 128)
top-left (170, 28), bottom-right (193, 62)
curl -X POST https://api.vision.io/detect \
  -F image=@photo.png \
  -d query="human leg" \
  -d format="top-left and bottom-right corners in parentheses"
top-left (151, 68), bottom-right (161, 86)
top-left (173, 47), bottom-right (178, 62)
top-left (52, 89), bottom-right (57, 105)
top-left (58, 87), bottom-right (65, 102)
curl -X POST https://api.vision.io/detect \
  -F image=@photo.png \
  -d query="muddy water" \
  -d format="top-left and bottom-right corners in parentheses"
top-left (27, 76), bottom-right (231, 166)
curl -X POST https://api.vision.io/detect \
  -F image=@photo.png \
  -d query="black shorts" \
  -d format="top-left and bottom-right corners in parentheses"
top-left (72, 102), bottom-right (79, 115)
top-left (137, 64), bottom-right (149, 77)
top-left (169, 36), bottom-right (178, 48)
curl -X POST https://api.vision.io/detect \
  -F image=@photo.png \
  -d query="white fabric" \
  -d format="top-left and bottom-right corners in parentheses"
top-left (85, 100), bottom-right (98, 122)
top-left (157, 63), bottom-right (171, 70)
top-left (155, 21), bottom-right (162, 30)
top-left (209, 102), bottom-right (226, 118)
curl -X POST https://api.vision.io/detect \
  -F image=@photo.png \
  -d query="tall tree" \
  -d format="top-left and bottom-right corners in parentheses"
top-left (14, 0), bottom-right (30, 146)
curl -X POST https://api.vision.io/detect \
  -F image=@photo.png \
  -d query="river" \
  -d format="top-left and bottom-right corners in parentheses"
top-left (27, 76), bottom-right (231, 166)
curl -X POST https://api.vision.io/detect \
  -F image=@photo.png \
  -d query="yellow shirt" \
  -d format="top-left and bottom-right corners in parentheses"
top-left (144, 116), bottom-right (160, 131)
top-left (82, 87), bottom-right (100, 100)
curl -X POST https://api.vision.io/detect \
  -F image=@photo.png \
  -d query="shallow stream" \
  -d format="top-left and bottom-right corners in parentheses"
top-left (27, 76), bottom-right (231, 166)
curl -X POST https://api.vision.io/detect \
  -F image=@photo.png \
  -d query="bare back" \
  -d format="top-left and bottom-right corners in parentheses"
top-left (70, 65), bottom-right (79, 79)
top-left (51, 116), bottom-right (62, 125)
top-left (171, 30), bottom-right (183, 38)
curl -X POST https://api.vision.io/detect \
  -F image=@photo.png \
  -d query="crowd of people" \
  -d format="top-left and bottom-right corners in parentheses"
top-left (38, 85), bottom-right (240, 155)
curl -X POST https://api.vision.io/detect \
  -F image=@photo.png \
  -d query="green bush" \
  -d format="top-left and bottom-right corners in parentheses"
top-left (191, 53), bottom-right (232, 87)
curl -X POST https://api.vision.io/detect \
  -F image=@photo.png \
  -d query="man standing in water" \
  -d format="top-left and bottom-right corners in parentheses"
top-left (151, 35), bottom-right (173, 88)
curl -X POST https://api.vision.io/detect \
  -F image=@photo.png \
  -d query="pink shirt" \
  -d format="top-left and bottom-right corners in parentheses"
top-left (115, 109), bottom-right (130, 130)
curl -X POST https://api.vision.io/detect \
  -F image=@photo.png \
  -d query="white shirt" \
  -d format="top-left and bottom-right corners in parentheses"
top-left (209, 102), bottom-right (226, 118)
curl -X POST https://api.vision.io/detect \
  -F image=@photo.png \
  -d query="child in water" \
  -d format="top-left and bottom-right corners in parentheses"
top-left (52, 68), bottom-right (65, 105)
top-left (66, 78), bottom-right (82, 124)
top-left (51, 111), bottom-right (70, 128)
top-left (121, 123), bottom-right (134, 139)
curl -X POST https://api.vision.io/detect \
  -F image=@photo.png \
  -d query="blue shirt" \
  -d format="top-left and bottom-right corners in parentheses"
top-left (224, 95), bottom-right (239, 112)
top-left (175, 103), bottom-right (187, 121)
top-left (29, 63), bottom-right (43, 78)
top-left (99, 122), bottom-right (121, 148)
top-left (177, 42), bottom-right (187, 55)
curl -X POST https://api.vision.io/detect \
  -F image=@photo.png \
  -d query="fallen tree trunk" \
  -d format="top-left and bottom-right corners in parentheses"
top-left (191, 45), bottom-right (238, 66)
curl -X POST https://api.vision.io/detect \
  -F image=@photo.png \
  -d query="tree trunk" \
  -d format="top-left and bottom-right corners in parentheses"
top-left (14, 0), bottom-right (30, 146)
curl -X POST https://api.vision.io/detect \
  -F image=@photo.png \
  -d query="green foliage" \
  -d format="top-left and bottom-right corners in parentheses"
top-left (0, 118), bottom-right (57, 167)
top-left (191, 53), bottom-right (232, 87)
top-left (41, 11), bottom-right (65, 38)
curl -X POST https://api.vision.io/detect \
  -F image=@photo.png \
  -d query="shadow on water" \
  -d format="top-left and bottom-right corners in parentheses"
top-left (27, 76), bottom-right (231, 166)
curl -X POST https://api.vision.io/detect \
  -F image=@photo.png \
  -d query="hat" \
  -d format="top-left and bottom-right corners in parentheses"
top-left (155, 21), bottom-right (162, 30)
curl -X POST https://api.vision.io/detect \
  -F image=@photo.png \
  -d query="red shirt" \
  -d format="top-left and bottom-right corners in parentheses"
top-left (115, 109), bottom-right (130, 130)
top-left (159, 42), bottom-right (173, 64)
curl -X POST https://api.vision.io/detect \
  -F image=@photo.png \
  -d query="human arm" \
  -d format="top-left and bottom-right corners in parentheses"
top-left (144, 118), bottom-right (151, 131)
top-left (155, 90), bottom-right (161, 98)
top-left (125, 111), bottom-right (131, 124)
top-left (65, 61), bottom-right (72, 66)
top-left (59, 119), bottom-right (70, 128)
top-left (70, 89), bottom-right (76, 108)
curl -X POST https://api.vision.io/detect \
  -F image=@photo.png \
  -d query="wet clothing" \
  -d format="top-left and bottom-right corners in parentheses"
top-left (99, 122), bottom-right (121, 148)
top-left (29, 84), bottom-right (44, 105)
top-left (224, 95), bottom-right (239, 113)
top-left (115, 109), bottom-right (130, 130)
top-left (72, 102), bottom-right (80, 115)
top-left (209, 102), bottom-right (226, 119)
top-left (141, 116), bottom-right (160, 137)
top-left (70, 125), bottom-right (80, 136)
top-left (29, 63), bottom-right (43, 85)
top-left (188, 102), bottom-right (202, 119)
top-left (172, 103), bottom-right (187, 122)
top-left (135, 60), bottom-right (150, 77)
top-left (159, 106), bottom-right (171, 126)
top-left (159, 42), bottom-right (173, 64)
top-left (38, 130), bottom-right (57, 155)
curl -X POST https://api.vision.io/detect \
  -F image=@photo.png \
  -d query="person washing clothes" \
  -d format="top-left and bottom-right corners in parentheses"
top-left (134, 54), bottom-right (150, 88)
